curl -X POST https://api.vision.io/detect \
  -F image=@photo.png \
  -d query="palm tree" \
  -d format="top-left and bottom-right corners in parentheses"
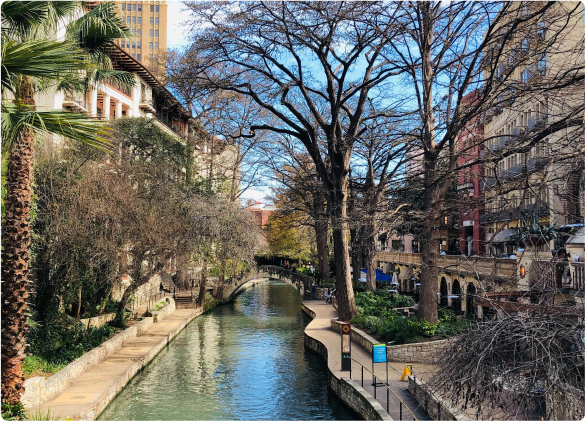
top-left (1, 1), bottom-right (132, 404)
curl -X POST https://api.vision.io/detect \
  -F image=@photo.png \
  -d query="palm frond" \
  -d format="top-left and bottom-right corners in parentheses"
top-left (1, 39), bottom-right (88, 95)
top-left (67, 2), bottom-right (133, 60)
top-left (1, 103), bottom-right (112, 153)
top-left (1, 1), bottom-right (51, 37)
top-left (1, 1), bottom-right (77, 40)
top-left (93, 69), bottom-right (136, 88)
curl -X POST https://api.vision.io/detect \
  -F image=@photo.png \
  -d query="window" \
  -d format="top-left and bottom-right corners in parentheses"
top-left (127, 16), bottom-right (131, 24)
top-left (137, 29), bottom-right (141, 36)
top-left (150, 5), bottom-right (154, 12)
top-left (127, 3), bottom-right (131, 11)
top-left (149, 42), bottom-right (153, 49)
top-left (155, 42), bottom-right (158, 49)
top-left (521, 38), bottom-right (529, 52)
top-left (537, 21), bottom-right (547, 38)
top-left (138, 4), bottom-right (141, 12)
top-left (150, 29), bottom-right (153, 36)
top-left (121, 40), bottom-right (125, 48)
top-left (122, 4), bottom-right (125, 10)
top-left (132, 41), bottom-right (136, 49)
top-left (137, 41), bottom-right (141, 49)
top-left (132, 4), bottom-right (136, 11)
top-left (155, 17), bottom-right (159, 25)
top-left (149, 53), bottom-right (153, 59)
top-left (537, 53), bottom-right (547, 75)
top-left (132, 16), bottom-right (136, 24)
top-left (521, 68), bottom-right (531, 83)
top-left (156, 5), bottom-right (159, 12)
top-left (137, 54), bottom-right (141, 61)
top-left (155, 30), bottom-right (159, 37)
top-left (132, 53), bottom-right (135, 58)
top-left (150, 17), bottom-right (154, 24)
top-left (137, 17), bottom-right (141, 24)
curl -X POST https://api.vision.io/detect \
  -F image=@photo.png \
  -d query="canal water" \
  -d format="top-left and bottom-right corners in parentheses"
top-left (98, 281), bottom-right (355, 420)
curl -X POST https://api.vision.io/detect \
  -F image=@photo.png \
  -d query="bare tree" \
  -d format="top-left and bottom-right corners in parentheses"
top-left (385, 1), bottom-right (585, 322)
top-left (182, 1), bottom-right (407, 320)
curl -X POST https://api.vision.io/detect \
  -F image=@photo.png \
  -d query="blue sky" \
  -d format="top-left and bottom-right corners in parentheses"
top-left (166, 1), bottom-right (272, 203)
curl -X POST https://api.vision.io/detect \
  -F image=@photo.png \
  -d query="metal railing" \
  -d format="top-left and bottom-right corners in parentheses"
top-left (349, 358), bottom-right (419, 421)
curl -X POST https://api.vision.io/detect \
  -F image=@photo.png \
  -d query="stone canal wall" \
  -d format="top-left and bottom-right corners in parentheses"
top-left (79, 313), bottom-right (115, 330)
top-left (22, 297), bottom-right (178, 410)
top-left (22, 315), bottom-right (155, 409)
top-left (332, 317), bottom-right (448, 364)
top-left (302, 305), bottom-right (393, 421)
top-left (408, 375), bottom-right (470, 421)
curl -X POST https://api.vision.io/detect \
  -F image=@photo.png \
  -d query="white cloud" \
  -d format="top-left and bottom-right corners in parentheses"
top-left (166, 1), bottom-right (190, 50)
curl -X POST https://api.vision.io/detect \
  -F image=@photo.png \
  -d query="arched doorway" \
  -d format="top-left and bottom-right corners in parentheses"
top-left (440, 278), bottom-right (448, 307)
top-left (466, 283), bottom-right (477, 318)
top-left (452, 280), bottom-right (462, 313)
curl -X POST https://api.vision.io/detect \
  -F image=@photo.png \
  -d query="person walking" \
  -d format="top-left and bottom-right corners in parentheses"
top-left (311, 282), bottom-right (317, 300)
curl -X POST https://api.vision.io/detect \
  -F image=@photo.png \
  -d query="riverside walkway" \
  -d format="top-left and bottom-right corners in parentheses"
top-left (303, 300), bottom-right (433, 421)
top-left (30, 307), bottom-right (201, 421)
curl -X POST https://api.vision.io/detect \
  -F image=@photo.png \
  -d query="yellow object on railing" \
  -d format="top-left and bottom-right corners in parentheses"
top-left (400, 366), bottom-right (412, 381)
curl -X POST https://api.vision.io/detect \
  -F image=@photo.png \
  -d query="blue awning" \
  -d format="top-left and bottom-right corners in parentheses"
top-left (361, 269), bottom-right (393, 282)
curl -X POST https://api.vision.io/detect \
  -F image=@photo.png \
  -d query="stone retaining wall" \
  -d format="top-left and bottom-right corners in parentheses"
top-left (408, 375), bottom-right (469, 421)
top-left (386, 339), bottom-right (449, 364)
top-left (331, 319), bottom-right (376, 354)
top-left (79, 313), bottom-right (115, 330)
top-left (22, 316), bottom-right (156, 409)
top-left (149, 297), bottom-right (175, 323)
top-left (545, 381), bottom-right (585, 421)
top-left (303, 304), bottom-right (392, 421)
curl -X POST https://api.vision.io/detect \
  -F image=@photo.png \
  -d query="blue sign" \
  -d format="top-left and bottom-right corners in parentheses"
top-left (373, 343), bottom-right (387, 363)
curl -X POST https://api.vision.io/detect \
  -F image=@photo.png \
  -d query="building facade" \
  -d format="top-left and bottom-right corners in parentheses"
top-left (114, 1), bottom-right (168, 68)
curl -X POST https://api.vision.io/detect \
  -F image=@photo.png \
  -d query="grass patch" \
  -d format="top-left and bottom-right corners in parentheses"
top-left (22, 356), bottom-right (68, 379)
top-left (151, 300), bottom-right (168, 312)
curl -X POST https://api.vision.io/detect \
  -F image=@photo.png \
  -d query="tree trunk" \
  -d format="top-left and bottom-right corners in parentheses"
top-left (1, 80), bottom-right (35, 404)
top-left (418, 179), bottom-right (441, 323)
top-left (329, 171), bottom-right (358, 321)
top-left (214, 262), bottom-right (225, 301)
top-left (76, 286), bottom-right (82, 318)
top-left (197, 259), bottom-right (208, 308)
top-left (350, 227), bottom-right (362, 287)
top-left (364, 222), bottom-right (378, 292)
top-left (313, 188), bottom-right (329, 282)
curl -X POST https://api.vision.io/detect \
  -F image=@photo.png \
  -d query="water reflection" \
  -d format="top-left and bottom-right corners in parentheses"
top-left (98, 281), bottom-right (355, 420)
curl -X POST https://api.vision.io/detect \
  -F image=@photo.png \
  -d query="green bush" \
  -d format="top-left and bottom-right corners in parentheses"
top-left (296, 267), bottom-right (314, 276)
top-left (22, 356), bottom-right (67, 376)
top-left (27, 314), bottom-right (116, 366)
top-left (351, 291), bottom-right (475, 344)
top-left (1, 402), bottom-right (26, 421)
top-left (204, 293), bottom-right (220, 312)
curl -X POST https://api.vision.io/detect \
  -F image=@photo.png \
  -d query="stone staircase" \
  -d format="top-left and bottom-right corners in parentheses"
top-left (174, 295), bottom-right (196, 309)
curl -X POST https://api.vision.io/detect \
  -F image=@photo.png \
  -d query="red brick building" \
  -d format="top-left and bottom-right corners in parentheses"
top-left (456, 91), bottom-right (486, 255)
top-left (244, 202), bottom-right (275, 230)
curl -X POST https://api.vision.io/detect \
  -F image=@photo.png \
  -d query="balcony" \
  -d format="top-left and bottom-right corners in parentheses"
top-left (480, 202), bottom-right (550, 224)
top-left (139, 95), bottom-right (156, 113)
top-left (63, 94), bottom-right (88, 113)
top-left (377, 251), bottom-right (518, 280)
top-left (457, 182), bottom-right (474, 191)
top-left (527, 116), bottom-right (547, 130)
top-left (501, 163), bottom-right (523, 180)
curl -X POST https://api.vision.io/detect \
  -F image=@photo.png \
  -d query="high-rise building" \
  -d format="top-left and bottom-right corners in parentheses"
top-left (114, 1), bottom-right (168, 68)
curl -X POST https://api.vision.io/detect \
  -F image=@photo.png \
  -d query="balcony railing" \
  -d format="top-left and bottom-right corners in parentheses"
top-left (63, 94), bottom-right (88, 112)
top-left (139, 95), bottom-right (156, 112)
top-left (377, 251), bottom-right (518, 280)
top-left (457, 182), bottom-right (474, 191)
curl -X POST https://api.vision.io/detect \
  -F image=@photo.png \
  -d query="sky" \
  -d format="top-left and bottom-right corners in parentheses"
top-left (166, 1), bottom-right (271, 204)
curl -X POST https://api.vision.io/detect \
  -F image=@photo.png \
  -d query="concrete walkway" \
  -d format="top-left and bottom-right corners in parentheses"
top-left (303, 300), bottom-right (433, 421)
top-left (31, 308), bottom-right (201, 421)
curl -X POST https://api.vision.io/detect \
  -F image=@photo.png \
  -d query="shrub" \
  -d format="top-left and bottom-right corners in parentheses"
top-left (22, 356), bottom-right (67, 377)
top-left (1, 402), bottom-right (26, 421)
top-left (27, 314), bottom-right (116, 366)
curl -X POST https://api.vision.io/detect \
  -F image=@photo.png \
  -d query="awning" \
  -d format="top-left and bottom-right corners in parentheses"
top-left (361, 269), bottom-right (393, 282)
top-left (491, 228), bottom-right (517, 243)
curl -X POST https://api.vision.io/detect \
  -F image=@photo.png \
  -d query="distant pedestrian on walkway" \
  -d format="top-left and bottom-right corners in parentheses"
top-left (311, 282), bottom-right (317, 300)
top-left (325, 288), bottom-right (332, 304)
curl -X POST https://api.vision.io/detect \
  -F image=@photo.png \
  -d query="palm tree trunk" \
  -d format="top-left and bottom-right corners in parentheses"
top-left (1, 126), bottom-right (35, 404)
